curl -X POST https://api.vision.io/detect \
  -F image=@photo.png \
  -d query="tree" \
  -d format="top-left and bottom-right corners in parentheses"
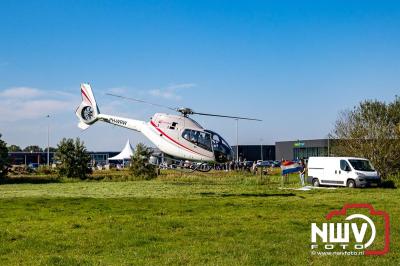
top-left (23, 145), bottom-right (43, 152)
top-left (330, 97), bottom-right (400, 178)
top-left (130, 143), bottom-right (157, 180)
top-left (55, 138), bottom-right (91, 179)
top-left (48, 147), bottom-right (58, 152)
top-left (42, 146), bottom-right (58, 153)
top-left (7, 145), bottom-right (22, 152)
top-left (0, 134), bottom-right (10, 178)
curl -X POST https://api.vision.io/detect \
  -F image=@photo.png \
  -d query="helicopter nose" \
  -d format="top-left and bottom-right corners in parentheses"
top-left (214, 146), bottom-right (234, 163)
top-left (227, 148), bottom-right (234, 161)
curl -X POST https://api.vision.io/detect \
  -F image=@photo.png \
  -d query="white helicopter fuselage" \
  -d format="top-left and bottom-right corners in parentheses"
top-left (97, 113), bottom-right (215, 162)
top-left (76, 83), bottom-right (234, 163)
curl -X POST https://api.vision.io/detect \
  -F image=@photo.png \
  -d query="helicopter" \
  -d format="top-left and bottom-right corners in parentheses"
top-left (75, 83), bottom-right (261, 168)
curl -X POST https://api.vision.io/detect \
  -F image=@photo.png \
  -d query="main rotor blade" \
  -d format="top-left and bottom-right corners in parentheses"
top-left (106, 93), bottom-right (177, 111)
top-left (192, 111), bottom-right (262, 121)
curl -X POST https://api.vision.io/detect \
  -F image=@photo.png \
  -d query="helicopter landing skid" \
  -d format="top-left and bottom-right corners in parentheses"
top-left (175, 162), bottom-right (213, 173)
top-left (165, 161), bottom-right (213, 173)
top-left (150, 155), bottom-right (213, 173)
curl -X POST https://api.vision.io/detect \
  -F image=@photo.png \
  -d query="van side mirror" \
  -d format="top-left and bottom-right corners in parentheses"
top-left (345, 166), bottom-right (351, 172)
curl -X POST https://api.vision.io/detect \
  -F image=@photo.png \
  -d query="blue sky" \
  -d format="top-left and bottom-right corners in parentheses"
top-left (0, 0), bottom-right (399, 150)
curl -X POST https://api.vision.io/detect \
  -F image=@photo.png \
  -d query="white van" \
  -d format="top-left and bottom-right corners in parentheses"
top-left (307, 157), bottom-right (381, 188)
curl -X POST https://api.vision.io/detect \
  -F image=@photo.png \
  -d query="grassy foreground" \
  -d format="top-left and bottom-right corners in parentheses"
top-left (0, 171), bottom-right (399, 265)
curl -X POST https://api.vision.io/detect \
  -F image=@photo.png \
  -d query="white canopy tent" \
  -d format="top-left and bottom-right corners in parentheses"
top-left (109, 139), bottom-right (134, 161)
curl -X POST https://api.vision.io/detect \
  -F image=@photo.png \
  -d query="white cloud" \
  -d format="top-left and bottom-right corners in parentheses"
top-left (165, 83), bottom-right (197, 90)
top-left (0, 87), bottom-right (43, 98)
top-left (149, 83), bottom-right (196, 100)
top-left (0, 86), bottom-right (77, 122)
top-left (53, 90), bottom-right (76, 98)
top-left (0, 85), bottom-right (154, 151)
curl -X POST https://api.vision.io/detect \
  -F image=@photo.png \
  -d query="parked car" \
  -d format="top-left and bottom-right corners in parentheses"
top-left (256, 160), bottom-right (272, 167)
top-left (243, 161), bottom-right (253, 170)
top-left (28, 163), bottom-right (39, 170)
top-left (267, 161), bottom-right (281, 167)
top-left (307, 157), bottom-right (381, 188)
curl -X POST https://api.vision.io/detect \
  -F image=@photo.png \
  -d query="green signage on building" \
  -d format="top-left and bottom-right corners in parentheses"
top-left (294, 142), bottom-right (305, 148)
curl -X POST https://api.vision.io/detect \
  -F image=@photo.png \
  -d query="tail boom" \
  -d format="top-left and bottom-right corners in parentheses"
top-left (97, 114), bottom-right (144, 132)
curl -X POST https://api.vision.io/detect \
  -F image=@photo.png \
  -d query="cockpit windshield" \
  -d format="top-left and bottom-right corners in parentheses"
top-left (205, 130), bottom-right (234, 163)
top-left (210, 133), bottom-right (230, 150)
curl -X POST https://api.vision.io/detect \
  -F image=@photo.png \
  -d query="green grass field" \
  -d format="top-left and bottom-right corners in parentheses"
top-left (0, 171), bottom-right (398, 265)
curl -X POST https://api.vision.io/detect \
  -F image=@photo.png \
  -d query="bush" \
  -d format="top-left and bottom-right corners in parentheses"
top-left (380, 180), bottom-right (396, 189)
top-left (382, 173), bottom-right (400, 188)
top-left (130, 143), bottom-right (157, 180)
top-left (10, 165), bottom-right (32, 175)
top-left (55, 138), bottom-right (92, 179)
top-left (36, 165), bottom-right (56, 175)
top-left (330, 97), bottom-right (400, 178)
top-left (0, 134), bottom-right (10, 178)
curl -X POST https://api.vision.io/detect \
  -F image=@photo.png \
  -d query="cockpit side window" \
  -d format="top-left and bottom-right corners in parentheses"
top-left (182, 129), bottom-right (212, 152)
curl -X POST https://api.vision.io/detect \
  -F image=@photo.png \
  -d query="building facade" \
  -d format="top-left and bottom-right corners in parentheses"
top-left (8, 151), bottom-right (119, 166)
top-left (8, 152), bottom-right (55, 166)
top-left (8, 139), bottom-right (330, 166)
top-left (231, 145), bottom-right (276, 161)
top-left (275, 139), bottom-right (330, 161)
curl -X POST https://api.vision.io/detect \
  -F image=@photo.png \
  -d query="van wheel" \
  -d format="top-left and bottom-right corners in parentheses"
top-left (347, 179), bottom-right (356, 188)
top-left (312, 178), bottom-right (320, 187)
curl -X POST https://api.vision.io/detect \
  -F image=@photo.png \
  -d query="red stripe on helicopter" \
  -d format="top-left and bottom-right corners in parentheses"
top-left (81, 87), bottom-right (92, 105)
top-left (150, 120), bottom-right (210, 158)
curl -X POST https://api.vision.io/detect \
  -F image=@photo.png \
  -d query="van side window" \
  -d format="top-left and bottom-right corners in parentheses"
top-left (340, 160), bottom-right (351, 171)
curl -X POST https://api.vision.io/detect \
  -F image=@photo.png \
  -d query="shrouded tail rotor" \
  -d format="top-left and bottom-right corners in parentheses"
top-left (75, 83), bottom-right (100, 130)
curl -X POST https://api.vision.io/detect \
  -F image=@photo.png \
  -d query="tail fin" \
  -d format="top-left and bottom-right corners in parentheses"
top-left (75, 83), bottom-right (100, 130)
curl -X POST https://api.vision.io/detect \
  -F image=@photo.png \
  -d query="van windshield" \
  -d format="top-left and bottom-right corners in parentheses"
top-left (348, 159), bottom-right (375, 172)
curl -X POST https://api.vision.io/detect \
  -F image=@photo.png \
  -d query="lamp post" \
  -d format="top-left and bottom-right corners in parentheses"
top-left (327, 135), bottom-right (330, 157)
top-left (46, 115), bottom-right (50, 167)
top-left (236, 119), bottom-right (239, 162)
top-left (260, 138), bottom-right (263, 161)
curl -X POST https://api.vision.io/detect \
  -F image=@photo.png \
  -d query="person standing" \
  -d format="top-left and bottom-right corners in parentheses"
top-left (299, 159), bottom-right (306, 186)
top-left (252, 161), bottom-right (257, 174)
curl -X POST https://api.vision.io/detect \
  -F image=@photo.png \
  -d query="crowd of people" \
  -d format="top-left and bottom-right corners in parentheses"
top-left (213, 158), bottom-right (252, 171)
top-left (213, 157), bottom-right (308, 187)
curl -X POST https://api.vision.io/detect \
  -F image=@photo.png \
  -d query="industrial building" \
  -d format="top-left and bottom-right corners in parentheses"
top-left (231, 139), bottom-right (330, 162)
top-left (8, 151), bottom-right (119, 166)
top-left (8, 139), bottom-right (330, 166)
top-left (275, 139), bottom-right (330, 161)
top-left (231, 145), bottom-right (275, 161)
